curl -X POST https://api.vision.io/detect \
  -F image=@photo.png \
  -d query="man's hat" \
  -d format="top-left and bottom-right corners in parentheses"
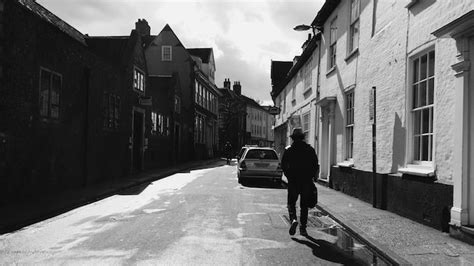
top-left (290, 127), bottom-right (305, 140)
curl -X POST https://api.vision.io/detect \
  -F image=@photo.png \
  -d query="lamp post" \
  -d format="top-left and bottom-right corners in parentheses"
top-left (293, 24), bottom-right (323, 35)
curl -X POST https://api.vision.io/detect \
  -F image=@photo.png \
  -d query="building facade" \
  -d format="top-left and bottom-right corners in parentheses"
top-left (0, 0), bottom-right (125, 201)
top-left (243, 97), bottom-right (274, 147)
top-left (271, 0), bottom-right (474, 239)
top-left (189, 48), bottom-right (221, 160)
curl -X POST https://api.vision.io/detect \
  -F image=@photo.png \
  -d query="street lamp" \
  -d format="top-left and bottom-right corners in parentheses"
top-left (293, 24), bottom-right (323, 35)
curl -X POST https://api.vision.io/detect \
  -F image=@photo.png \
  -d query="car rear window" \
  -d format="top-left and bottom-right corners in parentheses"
top-left (245, 149), bottom-right (278, 160)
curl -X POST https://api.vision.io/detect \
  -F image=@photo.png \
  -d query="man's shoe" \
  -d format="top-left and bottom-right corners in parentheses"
top-left (300, 227), bottom-right (308, 236)
top-left (289, 220), bottom-right (298, 236)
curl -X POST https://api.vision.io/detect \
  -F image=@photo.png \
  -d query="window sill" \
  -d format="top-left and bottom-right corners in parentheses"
top-left (326, 66), bottom-right (336, 76)
top-left (399, 164), bottom-right (435, 177)
top-left (345, 48), bottom-right (359, 62)
top-left (337, 161), bottom-right (354, 168)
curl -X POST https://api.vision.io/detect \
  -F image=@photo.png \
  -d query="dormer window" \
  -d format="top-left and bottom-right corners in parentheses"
top-left (162, 45), bottom-right (172, 61)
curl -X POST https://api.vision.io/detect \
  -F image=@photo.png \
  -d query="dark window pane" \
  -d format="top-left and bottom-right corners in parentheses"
top-left (413, 58), bottom-right (419, 82)
top-left (422, 108), bottom-right (430, 134)
top-left (413, 84), bottom-right (418, 108)
top-left (51, 74), bottom-right (61, 105)
top-left (429, 107), bottom-right (433, 132)
top-left (428, 78), bottom-right (434, 105)
top-left (420, 54), bottom-right (427, 80)
top-left (40, 70), bottom-right (51, 116)
top-left (419, 81), bottom-right (427, 107)
top-left (422, 135), bottom-right (429, 161)
top-left (428, 51), bottom-right (435, 77)
top-left (429, 135), bottom-right (433, 161)
top-left (414, 136), bottom-right (420, 161)
top-left (414, 110), bottom-right (421, 135)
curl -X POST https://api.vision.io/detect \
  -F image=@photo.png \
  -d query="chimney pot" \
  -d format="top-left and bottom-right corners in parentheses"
top-left (135, 19), bottom-right (150, 37)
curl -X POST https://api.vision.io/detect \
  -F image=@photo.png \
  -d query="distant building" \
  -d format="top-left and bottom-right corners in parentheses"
top-left (242, 96), bottom-right (274, 148)
top-left (188, 48), bottom-right (221, 159)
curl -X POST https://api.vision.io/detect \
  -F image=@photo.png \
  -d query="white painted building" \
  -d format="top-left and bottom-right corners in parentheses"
top-left (271, 0), bottom-right (474, 241)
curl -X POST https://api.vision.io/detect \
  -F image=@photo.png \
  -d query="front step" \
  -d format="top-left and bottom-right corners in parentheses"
top-left (450, 224), bottom-right (474, 245)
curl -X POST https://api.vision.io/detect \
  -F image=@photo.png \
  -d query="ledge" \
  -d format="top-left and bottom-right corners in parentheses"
top-left (399, 164), bottom-right (435, 177)
top-left (344, 48), bottom-right (359, 62)
top-left (326, 66), bottom-right (336, 76)
top-left (337, 161), bottom-right (354, 168)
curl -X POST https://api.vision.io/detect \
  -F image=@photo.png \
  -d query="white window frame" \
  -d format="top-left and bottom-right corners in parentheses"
top-left (162, 45), bottom-right (172, 61)
top-left (345, 90), bottom-right (354, 160)
top-left (328, 17), bottom-right (337, 69)
top-left (400, 47), bottom-right (435, 176)
top-left (348, 0), bottom-right (360, 54)
top-left (302, 111), bottom-right (310, 143)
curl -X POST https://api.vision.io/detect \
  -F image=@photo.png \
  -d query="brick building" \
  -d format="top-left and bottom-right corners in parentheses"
top-left (0, 0), bottom-right (123, 202)
top-left (271, 0), bottom-right (474, 240)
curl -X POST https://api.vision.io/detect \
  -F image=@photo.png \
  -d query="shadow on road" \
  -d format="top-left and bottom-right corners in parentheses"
top-left (240, 179), bottom-right (287, 190)
top-left (292, 235), bottom-right (366, 265)
top-left (118, 182), bottom-right (151, 195)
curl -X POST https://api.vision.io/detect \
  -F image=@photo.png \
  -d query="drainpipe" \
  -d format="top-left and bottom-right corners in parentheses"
top-left (372, 86), bottom-right (377, 207)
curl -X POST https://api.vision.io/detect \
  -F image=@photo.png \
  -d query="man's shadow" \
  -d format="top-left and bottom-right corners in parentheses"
top-left (292, 234), bottom-right (366, 265)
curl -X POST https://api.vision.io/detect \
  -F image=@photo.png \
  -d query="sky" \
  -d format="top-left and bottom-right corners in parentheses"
top-left (38, 0), bottom-right (324, 106)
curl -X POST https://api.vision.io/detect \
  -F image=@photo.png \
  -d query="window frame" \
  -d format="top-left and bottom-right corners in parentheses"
top-left (302, 111), bottom-right (311, 143)
top-left (39, 67), bottom-right (62, 120)
top-left (133, 67), bottom-right (145, 93)
top-left (409, 49), bottom-right (435, 165)
top-left (345, 90), bottom-right (355, 160)
top-left (162, 45), bottom-right (172, 61)
top-left (328, 17), bottom-right (338, 69)
top-left (348, 0), bottom-right (360, 54)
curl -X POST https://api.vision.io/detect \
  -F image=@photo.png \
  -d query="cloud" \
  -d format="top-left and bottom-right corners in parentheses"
top-left (37, 0), bottom-right (324, 102)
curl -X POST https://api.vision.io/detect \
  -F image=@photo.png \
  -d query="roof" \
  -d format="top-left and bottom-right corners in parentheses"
top-left (271, 33), bottom-right (321, 99)
top-left (311, 0), bottom-right (341, 28)
top-left (85, 36), bottom-right (130, 65)
top-left (241, 95), bottom-right (267, 111)
top-left (270, 61), bottom-right (293, 84)
top-left (187, 48), bottom-right (213, 63)
top-left (17, 0), bottom-right (87, 46)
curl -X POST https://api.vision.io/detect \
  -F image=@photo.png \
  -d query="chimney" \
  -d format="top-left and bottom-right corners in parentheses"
top-left (233, 81), bottom-right (241, 96)
top-left (135, 19), bottom-right (150, 37)
top-left (224, 78), bottom-right (231, 89)
top-left (301, 33), bottom-right (312, 51)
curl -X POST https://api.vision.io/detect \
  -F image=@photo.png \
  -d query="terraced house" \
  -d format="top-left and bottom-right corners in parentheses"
top-left (271, 0), bottom-right (474, 242)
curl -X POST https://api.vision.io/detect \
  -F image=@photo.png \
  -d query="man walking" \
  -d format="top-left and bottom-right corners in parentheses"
top-left (281, 128), bottom-right (319, 236)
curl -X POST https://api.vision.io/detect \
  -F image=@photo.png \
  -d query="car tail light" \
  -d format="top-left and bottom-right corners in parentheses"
top-left (240, 161), bottom-right (247, 170)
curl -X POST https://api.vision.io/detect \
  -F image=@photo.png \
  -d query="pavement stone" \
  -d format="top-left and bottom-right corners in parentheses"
top-left (314, 183), bottom-right (474, 265)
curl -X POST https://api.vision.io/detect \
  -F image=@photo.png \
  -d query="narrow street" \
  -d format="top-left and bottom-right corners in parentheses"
top-left (0, 162), bottom-right (366, 265)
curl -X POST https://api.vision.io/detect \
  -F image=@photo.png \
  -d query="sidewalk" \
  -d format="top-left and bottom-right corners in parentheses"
top-left (315, 183), bottom-right (474, 265)
top-left (0, 158), bottom-right (222, 234)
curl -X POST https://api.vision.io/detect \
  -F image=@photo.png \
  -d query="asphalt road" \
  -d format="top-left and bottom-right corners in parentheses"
top-left (0, 161), bottom-right (363, 265)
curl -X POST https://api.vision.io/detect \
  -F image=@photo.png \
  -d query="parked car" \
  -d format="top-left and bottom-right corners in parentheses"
top-left (237, 147), bottom-right (283, 183)
top-left (236, 145), bottom-right (258, 160)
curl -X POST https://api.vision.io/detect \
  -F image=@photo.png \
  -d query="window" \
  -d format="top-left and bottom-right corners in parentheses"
top-left (304, 57), bottom-right (313, 90)
top-left (162, 45), bottom-right (172, 61)
top-left (157, 114), bottom-right (170, 136)
top-left (174, 96), bottom-right (181, 113)
top-left (39, 68), bottom-right (61, 119)
top-left (345, 91), bottom-right (354, 159)
top-left (103, 92), bottom-right (120, 129)
top-left (329, 18), bottom-right (337, 69)
top-left (133, 68), bottom-right (145, 92)
top-left (412, 50), bottom-right (435, 162)
top-left (151, 112), bottom-right (158, 134)
top-left (349, 0), bottom-right (360, 53)
top-left (195, 82), bottom-right (199, 103)
top-left (302, 112), bottom-right (310, 142)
